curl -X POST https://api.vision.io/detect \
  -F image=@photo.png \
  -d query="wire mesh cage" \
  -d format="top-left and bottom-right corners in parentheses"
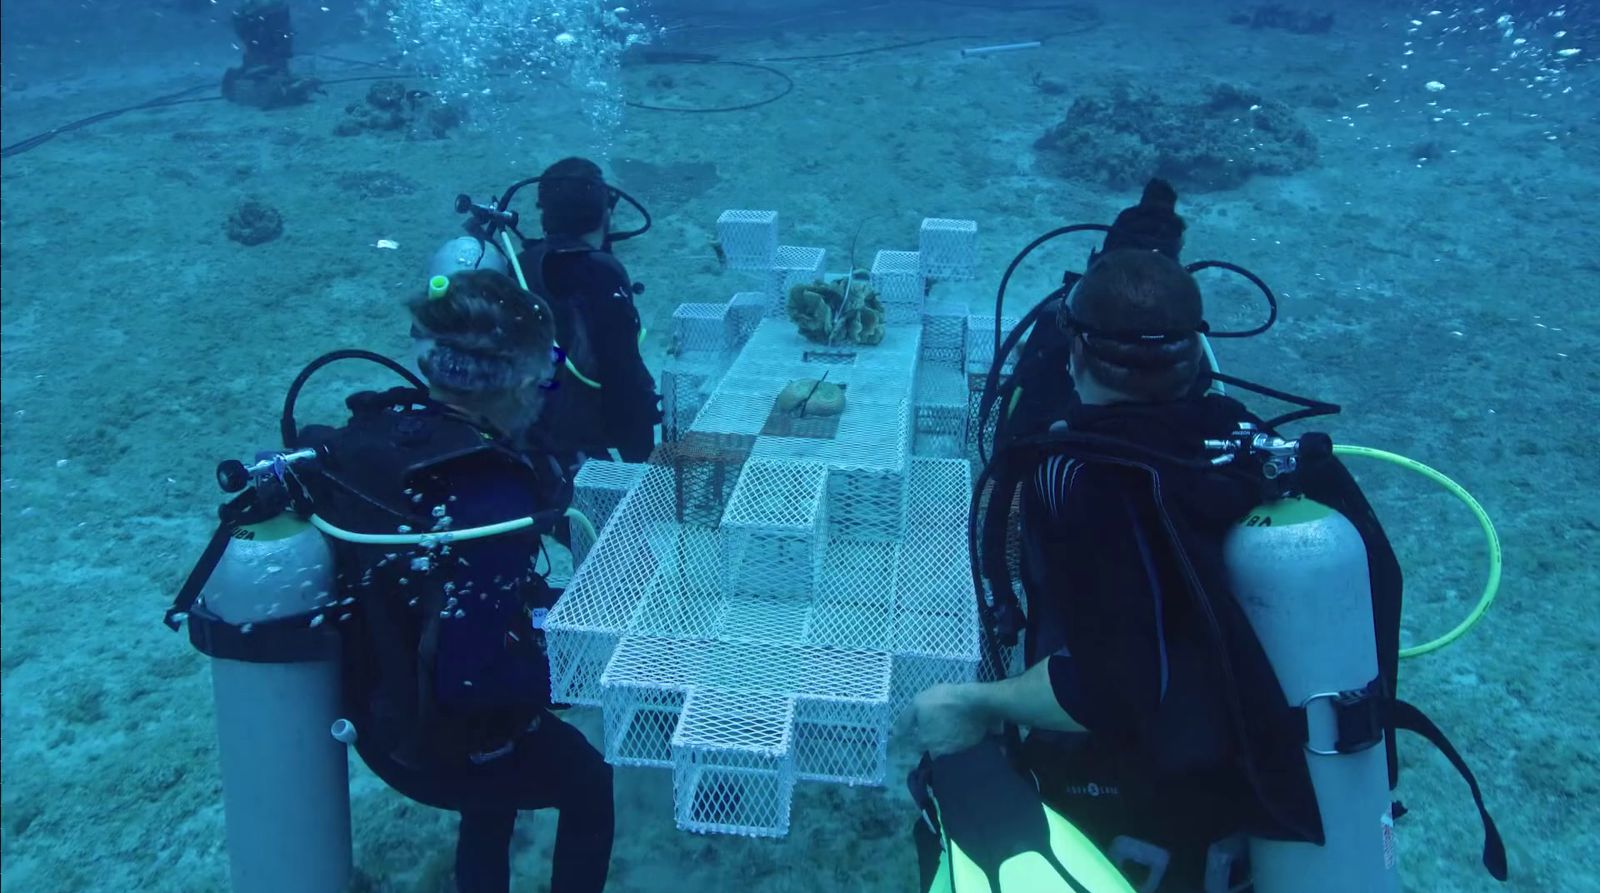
top-left (765, 245), bottom-right (828, 318)
top-left (544, 211), bottom-right (991, 837)
top-left (716, 209), bottom-right (780, 272)
top-left (919, 217), bottom-right (979, 282)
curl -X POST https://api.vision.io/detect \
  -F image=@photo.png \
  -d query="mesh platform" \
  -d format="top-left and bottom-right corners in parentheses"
top-left (544, 211), bottom-right (987, 837)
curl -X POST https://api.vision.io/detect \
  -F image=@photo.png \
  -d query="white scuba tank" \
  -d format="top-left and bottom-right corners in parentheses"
top-left (428, 234), bottom-right (510, 280)
top-left (1224, 496), bottom-right (1399, 893)
top-left (196, 513), bottom-right (352, 893)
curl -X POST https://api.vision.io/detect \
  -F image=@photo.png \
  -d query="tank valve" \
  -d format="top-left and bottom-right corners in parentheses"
top-left (1205, 423), bottom-right (1331, 480)
top-left (330, 718), bottom-right (358, 746)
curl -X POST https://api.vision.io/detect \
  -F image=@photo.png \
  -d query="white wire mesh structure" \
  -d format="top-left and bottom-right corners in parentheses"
top-left (919, 217), bottom-right (980, 282)
top-left (672, 302), bottom-right (736, 358)
top-left (870, 249), bottom-right (924, 324)
top-left (765, 246), bottom-right (828, 318)
top-left (547, 210), bottom-right (991, 837)
top-left (716, 210), bottom-right (780, 271)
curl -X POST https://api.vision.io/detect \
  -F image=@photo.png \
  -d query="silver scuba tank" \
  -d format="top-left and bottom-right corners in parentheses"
top-left (428, 234), bottom-right (510, 280)
top-left (190, 507), bottom-right (352, 893)
top-left (1224, 496), bottom-right (1399, 893)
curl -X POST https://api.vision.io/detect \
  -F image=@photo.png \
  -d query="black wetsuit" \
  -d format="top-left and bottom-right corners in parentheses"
top-left (359, 715), bottom-right (613, 893)
top-left (520, 237), bottom-right (661, 465)
top-left (326, 416), bottom-right (612, 893)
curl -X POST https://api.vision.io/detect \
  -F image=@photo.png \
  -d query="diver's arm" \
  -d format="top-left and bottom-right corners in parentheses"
top-left (970, 658), bottom-right (1087, 734)
top-left (910, 659), bottom-right (1085, 756)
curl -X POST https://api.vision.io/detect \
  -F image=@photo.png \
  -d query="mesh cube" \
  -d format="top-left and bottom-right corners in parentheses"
top-left (547, 627), bottom-right (619, 706)
top-left (673, 302), bottom-right (736, 358)
top-left (725, 292), bottom-right (767, 349)
top-left (966, 314), bottom-right (1021, 375)
top-left (827, 465), bottom-right (907, 543)
top-left (572, 460), bottom-right (649, 542)
top-left (719, 459), bottom-right (828, 602)
top-left (820, 400), bottom-right (912, 542)
top-left (919, 218), bottom-right (978, 282)
top-left (870, 249), bottom-right (924, 326)
top-left (921, 301), bottom-right (967, 370)
top-left (717, 210), bottom-right (779, 272)
top-left (603, 682), bottom-right (686, 768)
top-left (792, 695), bottom-right (890, 786)
top-left (964, 371), bottom-right (1002, 463)
top-left (891, 650), bottom-right (980, 712)
top-left (766, 246), bottom-right (828, 318)
top-left (631, 529), bottom-right (725, 639)
top-left (915, 365), bottom-right (969, 448)
top-left (661, 358), bottom-right (718, 444)
top-left (672, 689), bottom-right (797, 837)
top-left (721, 593), bottom-right (811, 645)
top-left (659, 433), bottom-right (754, 527)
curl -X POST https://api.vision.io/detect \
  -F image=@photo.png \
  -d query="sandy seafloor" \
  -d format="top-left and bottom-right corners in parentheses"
top-left (2, 1), bottom-right (1597, 891)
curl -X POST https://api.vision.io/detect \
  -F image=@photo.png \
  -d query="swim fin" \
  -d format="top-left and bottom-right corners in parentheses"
top-left (918, 738), bottom-right (1138, 893)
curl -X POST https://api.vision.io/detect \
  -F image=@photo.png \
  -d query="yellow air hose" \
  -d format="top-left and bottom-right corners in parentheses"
top-left (1333, 445), bottom-right (1503, 658)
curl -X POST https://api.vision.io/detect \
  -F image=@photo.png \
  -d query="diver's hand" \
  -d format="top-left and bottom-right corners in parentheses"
top-left (906, 683), bottom-right (993, 757)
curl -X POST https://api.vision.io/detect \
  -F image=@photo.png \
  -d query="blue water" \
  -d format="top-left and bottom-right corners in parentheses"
top-left (1, 1), bottom-right (1595, 891)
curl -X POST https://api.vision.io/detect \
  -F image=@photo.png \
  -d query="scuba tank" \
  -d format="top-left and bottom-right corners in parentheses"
top-left (169, 449), bottom-right (352, 893)
top-left (428, 234), bottom-right (510, 280)
top-left (1211, 426), bottom-right (1398, 893)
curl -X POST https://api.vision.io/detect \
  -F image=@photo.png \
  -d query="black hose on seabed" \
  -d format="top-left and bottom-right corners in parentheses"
top-left (0, 6), bottom-right (1102, 158)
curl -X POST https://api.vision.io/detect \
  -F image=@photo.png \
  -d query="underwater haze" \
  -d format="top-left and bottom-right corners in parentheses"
top-left (2, 0), bottom-right (1597, 891)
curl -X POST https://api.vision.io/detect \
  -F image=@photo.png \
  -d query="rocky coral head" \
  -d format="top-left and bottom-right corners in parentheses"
top-left (224, 199), bottom-right (284, 246)
top-left (1035, 82), bottom-right (1318, 192)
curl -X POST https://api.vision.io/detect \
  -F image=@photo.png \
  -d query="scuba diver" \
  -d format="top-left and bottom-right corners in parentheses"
top-left (429, 157), bottom-right (663, 471)
top-left (166, 270), bottom-right (612, 893)
top-left (903, 184), bottom-right (1507, 893)
top-left (220, 0), bottom-right (323, 109)
top-left (997, 179), bottom-right (1194, 446)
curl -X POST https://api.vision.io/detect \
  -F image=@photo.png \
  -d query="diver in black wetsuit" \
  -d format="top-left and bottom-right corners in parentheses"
top-left (328, 270), bottom-right (614, 893)
top-left (905, 184), bottom-right (1504, 893)
top-left (908, 249), bottom-right (1398, 890)
top-left (516, 157), bottom-right (663, 466)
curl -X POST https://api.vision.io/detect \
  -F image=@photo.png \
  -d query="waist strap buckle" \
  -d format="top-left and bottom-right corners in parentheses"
top-left (1301, 677), bottom-right (1385, 756)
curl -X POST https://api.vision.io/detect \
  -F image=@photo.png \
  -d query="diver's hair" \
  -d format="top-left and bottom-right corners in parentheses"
top-left (408, 269), bottom-right (554, 365)
top-left (1068, 249), bottom-right (1204, 402)
top-left (1101, 178), bottom-right (1186, 260)
top-left (537, 156), bottom-right (609, 237)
